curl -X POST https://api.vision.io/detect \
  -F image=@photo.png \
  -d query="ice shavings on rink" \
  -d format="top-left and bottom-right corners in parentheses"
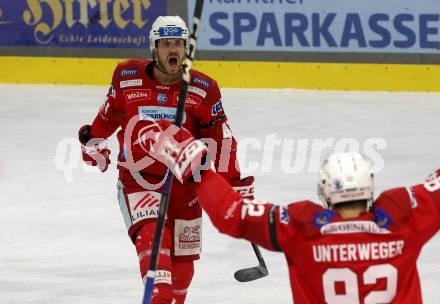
top-left (0, 84), bottom-right (439, 303)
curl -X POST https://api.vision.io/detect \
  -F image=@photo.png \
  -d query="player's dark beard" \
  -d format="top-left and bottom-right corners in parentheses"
top-left (154, 52), bottom-right (182, 77)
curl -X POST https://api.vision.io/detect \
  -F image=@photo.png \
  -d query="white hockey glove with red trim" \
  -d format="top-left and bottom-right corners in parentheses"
top-left (150, 121), bottom-right (208, 183)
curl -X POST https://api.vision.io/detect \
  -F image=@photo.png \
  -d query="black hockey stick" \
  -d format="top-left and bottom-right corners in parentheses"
top-left (142, 1), bottom-right (205, 303)
top-left (234, 243), bottom-right (269, 282)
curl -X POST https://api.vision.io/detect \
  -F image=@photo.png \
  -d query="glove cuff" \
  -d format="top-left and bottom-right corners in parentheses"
top-left (232, 176), bottom-right (255, 199)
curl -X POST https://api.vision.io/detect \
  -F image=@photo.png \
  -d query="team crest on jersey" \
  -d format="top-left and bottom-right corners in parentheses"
top-left (373, 208), bottom-right (392, 228)
top-left (157, 93), bottom-right (168, 104)
top-left (312, 210), bottom-right (335, 228)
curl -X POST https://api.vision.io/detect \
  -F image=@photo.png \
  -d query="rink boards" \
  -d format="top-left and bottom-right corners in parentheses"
top-left (1, 56), bottom-right (439, 92)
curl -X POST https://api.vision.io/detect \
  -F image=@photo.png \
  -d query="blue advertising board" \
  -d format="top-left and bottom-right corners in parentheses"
top-left (0, 0), bottom-right (166, 48)
top-left (188, 0), bottom-right (440, 53)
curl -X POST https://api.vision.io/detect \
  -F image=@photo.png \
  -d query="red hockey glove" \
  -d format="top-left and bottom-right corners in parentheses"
top-left (78, 125), bottom-right (111, 172)
top-left (232, 176), bottom-right (255, 200)
top-left (149, 121), bottom-right (208, 183)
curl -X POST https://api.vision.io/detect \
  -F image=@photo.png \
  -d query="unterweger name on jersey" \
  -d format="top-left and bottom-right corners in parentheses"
top-left (312, 220), bottom-right (404, 262)
top-left (313, 240), bottom-right (405, 263)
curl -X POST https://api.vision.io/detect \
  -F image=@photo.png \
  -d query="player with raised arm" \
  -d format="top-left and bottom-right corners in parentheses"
top-left (78, 16), bottom-right (253, 304)
top-left (150, 122), bottom-right (440, 303)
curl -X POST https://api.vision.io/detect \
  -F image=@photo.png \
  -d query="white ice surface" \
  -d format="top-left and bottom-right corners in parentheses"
top-left (0, 84), bottom-right (439, 303)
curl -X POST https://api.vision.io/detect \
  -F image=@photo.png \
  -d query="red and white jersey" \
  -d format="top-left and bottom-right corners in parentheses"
top-left (88, 59), bottom-right (241, 183)
top-left (195, 169), bottom-right (440, 303)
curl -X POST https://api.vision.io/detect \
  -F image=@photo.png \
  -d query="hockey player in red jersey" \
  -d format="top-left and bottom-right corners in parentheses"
top-left (149, 122), bottom-right (440, 304)
top-left (78, 16), bottom-right (253, 304)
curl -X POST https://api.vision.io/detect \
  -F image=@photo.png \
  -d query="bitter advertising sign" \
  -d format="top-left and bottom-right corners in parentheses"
top-left (188, 0), bottom-right (440, 54)
top-left (0, 0), bottom-right (166, 48)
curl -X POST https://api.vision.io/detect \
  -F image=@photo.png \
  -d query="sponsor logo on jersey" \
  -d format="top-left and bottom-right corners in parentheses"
top-left (124, 89), bottom-right (151, 103)
top-left (320, 220), bottom-right (390, 235)
top-left (108, 85), bottom-right (116, 98)
top-left (373, 208), bottom-right (392, 228)
top-left (188, 197), bottom-right (198, 207)
top-left (178, 221), bottom-right (201, 248)
top-left (179, 225), bottom-right (200, 244)
top-left (133, 192), bottom-right (159, 211)
top-left (120, 79), bottom-right (143, 88)
top-left (212, 100), bottom-right (223, 116)
top-left (154, 270), bottom-right (172, 285)
top-left (192, 77), bottom-right (211, 89)
top-left (120, 68), bottom-right (138, 77)
top-left (173, 92), bottom-right (202, 108)
top-left (138, 106), bottom-right (186, 122)
top-left (128, 191), bottom-right (161, 225)
top-left (157, 93), bottom-right (168, 104)
top-left (279, 206), bottom-right (289, 224)
top-left (188, 85), bottom-right (207, 98)
top-left (312, 210), bottom-right (335, 228)
top-left (186, 95), bottom-right (202, 108)
top-left (156, 85), bottom-right (170, 90)
top-left (174, 218), bottom-right (202, 256)
top-left (224, 200), bottom-right (240, 220)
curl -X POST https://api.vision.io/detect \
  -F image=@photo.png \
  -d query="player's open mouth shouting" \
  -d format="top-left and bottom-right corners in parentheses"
top-left (167, 55), bottom-right (180, 70)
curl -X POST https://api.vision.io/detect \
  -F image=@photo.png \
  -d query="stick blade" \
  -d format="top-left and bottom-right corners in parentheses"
top-left (234, 265), bottom-right (268, 282)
